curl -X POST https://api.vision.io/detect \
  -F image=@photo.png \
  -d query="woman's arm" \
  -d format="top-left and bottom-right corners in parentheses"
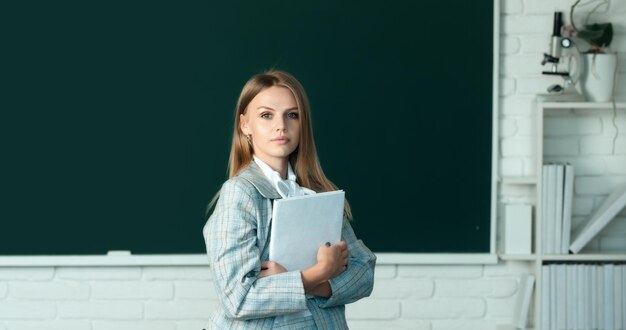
top-left (306, 281), bottom-right (332, 297)
top-left (204, 179), bottom-right (308, 321)
top-left (259, 243), bottom-right (347, 298)
top-left (262, 219), bottom-right (373, 302)
top-left (317, 217), bottom-right (377, 308)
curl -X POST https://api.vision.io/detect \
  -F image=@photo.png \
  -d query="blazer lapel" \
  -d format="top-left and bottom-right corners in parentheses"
top-left (238, 162), bottom-right (281, 261)
top-left (238, 162), bottom-right (283, 200)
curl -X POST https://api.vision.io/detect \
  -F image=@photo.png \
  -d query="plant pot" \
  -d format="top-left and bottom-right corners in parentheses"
top-left (581, 53), bottom-right (617, 102)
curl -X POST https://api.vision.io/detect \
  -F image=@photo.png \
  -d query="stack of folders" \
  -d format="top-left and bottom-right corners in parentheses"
top-left (541, 263), bottom-right (626, 330)
top-left (542, 163), bottom-right (575, 254)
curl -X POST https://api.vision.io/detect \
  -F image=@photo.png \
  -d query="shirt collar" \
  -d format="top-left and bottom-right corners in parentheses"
top-left (252, 156), bottom-right (315, 198)
top-left (253, 155), bottom-right (296, 182)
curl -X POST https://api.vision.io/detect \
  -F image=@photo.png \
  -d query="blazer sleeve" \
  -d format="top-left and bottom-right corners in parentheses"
top-left (318, 216), bottom-right (376, 308)
top-left (204, 179), bottom-right (308, 320)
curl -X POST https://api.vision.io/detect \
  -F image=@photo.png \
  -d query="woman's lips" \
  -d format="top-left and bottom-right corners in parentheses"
top-left (271, 137), bottom-right (290, 144)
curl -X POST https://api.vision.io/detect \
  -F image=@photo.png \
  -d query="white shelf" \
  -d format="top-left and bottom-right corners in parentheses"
top-left (540, 101), bottom-right (626, 109)
top-left (502, 101), bottom-right (626, 330)
top-left (498, 253), bottom-right (537, 261)
top-left (499, 176), bottom-right (537, 185)
top-left (541, 254), bottom-right (626, 262)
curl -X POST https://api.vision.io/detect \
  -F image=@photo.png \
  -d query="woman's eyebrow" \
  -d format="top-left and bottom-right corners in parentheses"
top-left (256, 106), bottom-right (298, 111)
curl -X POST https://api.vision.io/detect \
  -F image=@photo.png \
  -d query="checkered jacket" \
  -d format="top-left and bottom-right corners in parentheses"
top-left (203, 162), bottom-right (376, 329)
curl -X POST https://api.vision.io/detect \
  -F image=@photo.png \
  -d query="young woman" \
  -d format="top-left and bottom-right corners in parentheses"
top-left (203, 70), bottom-right (376, 329)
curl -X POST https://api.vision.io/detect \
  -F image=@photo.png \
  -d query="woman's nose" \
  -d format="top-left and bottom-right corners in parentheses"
top-left (275, 116), bottom-right (286, 131)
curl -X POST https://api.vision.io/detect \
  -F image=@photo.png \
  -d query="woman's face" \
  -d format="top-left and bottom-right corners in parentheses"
top-left (240, 86), bottom-right (301, 167)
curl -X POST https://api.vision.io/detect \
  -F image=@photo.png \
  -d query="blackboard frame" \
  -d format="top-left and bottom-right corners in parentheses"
top-left (1, 0), bottom-right (500, 265)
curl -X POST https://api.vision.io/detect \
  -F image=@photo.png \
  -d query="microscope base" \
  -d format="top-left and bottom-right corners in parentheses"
top-left (537, 90), bottom-right (585, 102)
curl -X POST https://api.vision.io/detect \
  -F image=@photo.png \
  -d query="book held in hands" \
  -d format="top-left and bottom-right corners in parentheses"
top-left (269, 190), bottom-right (345, 271)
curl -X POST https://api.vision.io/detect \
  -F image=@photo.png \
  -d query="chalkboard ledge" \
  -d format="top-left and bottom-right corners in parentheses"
top-left (0, 253), bottom-right (498, 267)
top-left (377, 253), bottom-right (497, 265)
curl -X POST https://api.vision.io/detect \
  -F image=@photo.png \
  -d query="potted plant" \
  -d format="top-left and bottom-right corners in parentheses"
top-left (569, 0), bottom-right (616, 102)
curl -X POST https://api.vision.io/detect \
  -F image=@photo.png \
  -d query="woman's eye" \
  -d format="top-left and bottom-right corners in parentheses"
top-left (260, 113), bottom-right (272, 119)
top-left (287, 112), bottom-right (299, 119)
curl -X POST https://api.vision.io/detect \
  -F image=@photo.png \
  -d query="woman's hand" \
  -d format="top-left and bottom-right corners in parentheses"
top-left (258, 261), bottom-right (287, 278)
top-left (317, 241), bottom-right (349, 279)
top-left (301, 241), bottom-right (349, 293)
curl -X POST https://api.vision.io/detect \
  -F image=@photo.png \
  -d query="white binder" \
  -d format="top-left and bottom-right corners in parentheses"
top-left (269, 190), bottom-right (344, 271)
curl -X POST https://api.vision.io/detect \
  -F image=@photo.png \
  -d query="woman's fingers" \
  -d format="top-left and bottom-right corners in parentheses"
top-left (335, 242), bottom-right (349, 276)
top-left (333, 242), bottom-right (348, 263)
top-left (258, 261), bottom-right (287, 278)
top-left (315, 241), bottom-right (351, 278)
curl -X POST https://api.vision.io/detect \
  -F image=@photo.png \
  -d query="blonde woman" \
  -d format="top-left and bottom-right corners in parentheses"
top-left (203, 70), bottom-right (376, 329)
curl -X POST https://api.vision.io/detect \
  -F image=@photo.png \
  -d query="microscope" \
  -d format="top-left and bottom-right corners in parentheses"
top-left (538, 12), bottom-right (585, 102)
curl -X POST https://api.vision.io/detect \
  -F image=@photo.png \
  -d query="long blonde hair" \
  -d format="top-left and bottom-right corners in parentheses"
top-left (209, 70), bottom-right (351, 218)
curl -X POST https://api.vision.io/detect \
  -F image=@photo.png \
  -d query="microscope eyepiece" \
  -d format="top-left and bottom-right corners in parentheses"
top-left (552, 12), bottom-right (563, 37)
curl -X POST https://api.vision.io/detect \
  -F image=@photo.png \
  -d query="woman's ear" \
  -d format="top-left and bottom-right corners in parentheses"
top-left (240, 114), bottom-right (250, 135)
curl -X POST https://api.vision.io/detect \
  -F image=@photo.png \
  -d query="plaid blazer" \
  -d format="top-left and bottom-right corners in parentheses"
top-left (203, 162), bottom-right (376, 329)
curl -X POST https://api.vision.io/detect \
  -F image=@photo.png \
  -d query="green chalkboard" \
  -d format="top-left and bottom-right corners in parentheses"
top-left (2, 0), bottom-right (493, 255)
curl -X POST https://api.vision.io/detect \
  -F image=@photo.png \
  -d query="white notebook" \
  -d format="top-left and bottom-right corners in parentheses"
top-left (269, 190), bottom-right (344, 271)
top-left (512, 273), bottom-right (535, 329)
top-left (569, 183), bottom-right (626, 253)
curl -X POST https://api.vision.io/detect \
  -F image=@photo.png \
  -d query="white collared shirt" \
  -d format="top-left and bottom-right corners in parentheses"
top-left (252, 156), bottom-right (315, 323)
top-left (253, 156), bottom-right (316, 198)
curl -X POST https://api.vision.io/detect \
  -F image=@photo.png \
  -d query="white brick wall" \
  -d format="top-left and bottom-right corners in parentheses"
top-left (1, 1), bottom-right (625, 329)
top-left (57, 302), bottom-right (143, 319)
top-left (0, 264), bottom-right (523, 329)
